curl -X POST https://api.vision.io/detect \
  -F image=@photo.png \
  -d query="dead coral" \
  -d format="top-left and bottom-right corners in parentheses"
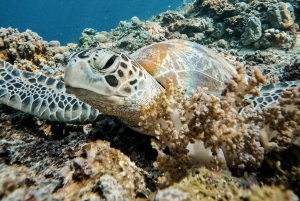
top-left (0, 164), bottom-right (60, 201)
top-left (287, 23), bottom-right (299, 49)
top-left (241, 16), bottom-right (262, 46)
top-left (54, 141), bottom-right (149, 200)
top-left (281, 57), bottom-right (300, 81)
top-left (158, 10), bottom-right (185, 26)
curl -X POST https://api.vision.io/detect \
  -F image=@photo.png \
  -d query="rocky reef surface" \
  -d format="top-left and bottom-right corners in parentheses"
top-left (0, 0), bottom-right (300, 200)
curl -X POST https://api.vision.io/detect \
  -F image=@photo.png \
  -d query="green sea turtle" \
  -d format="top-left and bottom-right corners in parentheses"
top-left (0, 39), bottom-right (299, 134)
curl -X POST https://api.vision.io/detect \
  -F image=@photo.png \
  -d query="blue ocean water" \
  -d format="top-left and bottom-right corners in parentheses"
top-left (1, 0), bottom-right (183, 45)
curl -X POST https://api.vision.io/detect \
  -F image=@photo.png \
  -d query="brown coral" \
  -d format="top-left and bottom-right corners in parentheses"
top-left (260, 85), bottom-right (300, 147)
top-left (139, 65), bottom-right (268, 187)
top-left (202, 0), bottom-right (235, 14)
top-left (0, 27), bottom-right (70, 75)
top-left (54, 141), bottom-right (149, 200)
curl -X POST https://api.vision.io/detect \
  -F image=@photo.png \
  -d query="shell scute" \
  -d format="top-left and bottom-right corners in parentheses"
top-left (130, 39), bottom-right (236, 94)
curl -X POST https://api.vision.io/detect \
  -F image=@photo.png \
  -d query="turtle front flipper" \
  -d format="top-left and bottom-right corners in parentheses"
top-left (250, 81), bottom-right (300, 109)
top-left (0, 60), bottom-right (99, 124)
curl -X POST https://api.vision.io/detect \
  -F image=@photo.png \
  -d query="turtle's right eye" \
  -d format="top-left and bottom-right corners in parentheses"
top-left (102, 55), bottom-right (117, 70)
top-left (92, 51), bottom-right (120, 73)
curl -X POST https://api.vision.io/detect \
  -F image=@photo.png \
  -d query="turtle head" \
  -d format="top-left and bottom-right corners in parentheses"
top-left (64, 48), bottom-right (159, 116)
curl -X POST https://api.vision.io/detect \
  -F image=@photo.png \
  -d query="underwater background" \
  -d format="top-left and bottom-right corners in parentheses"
top-left (1, 0), bottom-right (183, 45)
top-left (0, 0), bottom-right (300, 200)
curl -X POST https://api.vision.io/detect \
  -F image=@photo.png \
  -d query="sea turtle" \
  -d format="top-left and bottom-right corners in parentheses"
top-left (0, 39), bottom-right (298, 134)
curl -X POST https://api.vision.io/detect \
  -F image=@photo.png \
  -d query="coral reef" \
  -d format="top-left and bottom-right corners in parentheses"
top-left (202, 0), bottom-right (235, 15)
top-left (0, 27), bottom-right (73, 77)
top-left (241, 16), bottom-right (262, 46)
top-left (76, 0), bottom-right (299, 53)
top-left (154, 168), bottom-right (298, 201)
top-left (53, 141), bottom-right (149, 200)
top-left (78, 28), bottom-right (111, 49)
top-left (139, 65), bottom-right (267, 186)
top-left (0, 0), bottom-right (300, 200)
top-left (140, 63), bottom-right (300, 188)
top-left (267, 2), bottom-right (295, 29)
top-left (258, 28), bottom-right (294, 50)
top-left (0, 139), bottom-right (152, 200)
top-left (0, 165), bottom-right (60, 201)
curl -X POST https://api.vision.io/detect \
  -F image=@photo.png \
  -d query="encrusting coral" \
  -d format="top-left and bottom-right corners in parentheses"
top-left (0, 27), bottom-right (73, 76)
top-left (202, 0), bottom-right (235, 15)
top-left (154, 168), bottom-right (298, 201)
top-left (54, 141), bottom-right (149, 200)
top-left (139, 64), bottom-right (300, 187)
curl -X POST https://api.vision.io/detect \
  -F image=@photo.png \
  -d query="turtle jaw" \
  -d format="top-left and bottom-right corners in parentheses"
top-left (65, 85), bottom-right (126, 106)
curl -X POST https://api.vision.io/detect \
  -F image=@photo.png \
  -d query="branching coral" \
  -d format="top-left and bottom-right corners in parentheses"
top-left (260, 85), bottom-right (300, 147)
top-left (139, 65), bottom-right (267, 186)
top-left (140, 64), bottom-right (300, 187)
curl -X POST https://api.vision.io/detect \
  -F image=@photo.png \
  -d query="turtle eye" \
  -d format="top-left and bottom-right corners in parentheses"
top-left (92, 51), bottom-right (119, 72)
top-left (102, 55), bottom-right (117, 70)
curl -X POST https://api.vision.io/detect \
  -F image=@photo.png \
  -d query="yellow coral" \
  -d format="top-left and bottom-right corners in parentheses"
top-left (247, 185), bottom-right (298, 201)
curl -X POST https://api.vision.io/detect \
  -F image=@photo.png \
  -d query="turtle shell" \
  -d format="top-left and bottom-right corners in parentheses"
top-left (130, 39), bottom-right (237, 94)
